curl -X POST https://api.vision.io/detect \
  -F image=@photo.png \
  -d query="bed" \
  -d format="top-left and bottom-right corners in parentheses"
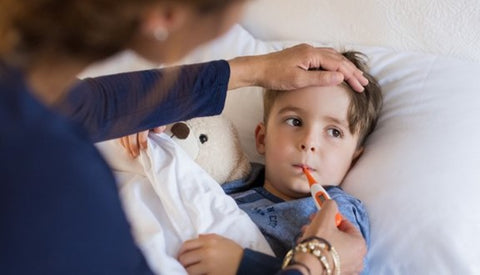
top-left (82, 0), bottom-right (480, 274)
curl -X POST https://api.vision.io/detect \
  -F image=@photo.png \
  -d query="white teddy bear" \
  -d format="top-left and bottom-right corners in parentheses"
top-left (165, 115), bottom-right (251, 184)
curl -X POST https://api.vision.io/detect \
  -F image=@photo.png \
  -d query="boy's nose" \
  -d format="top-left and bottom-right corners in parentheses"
top-left (300, 143), bottom-right (316, 152)
top-left (299, 128), bottom-right (319, 152)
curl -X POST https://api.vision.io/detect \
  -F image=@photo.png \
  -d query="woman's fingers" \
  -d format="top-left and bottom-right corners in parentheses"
top-left (337, 218), bottom-right (363, 237)
top-left (152, 125), bottom-right (166, 133)
top-left (117, 127), bottom-right (165, 158)
top-left (310, 47), bottom-right (368, 92)
top-left (127, 134), bottom-right (140, 157)
top-left (137, 130), bottom-right (149, 150)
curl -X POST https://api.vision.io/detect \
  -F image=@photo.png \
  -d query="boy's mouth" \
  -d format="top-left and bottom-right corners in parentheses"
top-left (293, 164), bottom-right (315, 172)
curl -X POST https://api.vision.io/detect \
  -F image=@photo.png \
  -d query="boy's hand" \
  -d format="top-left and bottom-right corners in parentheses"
top-left (118, 126), bottom-right (166, 158)
top-left (177, 234), bottom-right (243, 275)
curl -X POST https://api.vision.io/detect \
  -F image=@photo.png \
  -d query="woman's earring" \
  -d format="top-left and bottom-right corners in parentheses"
top-left (153, 27), bottom-right (169, 41)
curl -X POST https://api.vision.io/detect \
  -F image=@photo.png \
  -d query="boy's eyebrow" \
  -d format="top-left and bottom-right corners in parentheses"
top-left (276, 105), bottom-right (304, 115)
top-left (325, 116), bottom-right (349, 128)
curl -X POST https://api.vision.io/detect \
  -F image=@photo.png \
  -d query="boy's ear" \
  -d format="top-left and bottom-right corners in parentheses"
top-left (351, 147), bottom-right (364, 167)
top-left (255, 123), bottom-right (266, 155)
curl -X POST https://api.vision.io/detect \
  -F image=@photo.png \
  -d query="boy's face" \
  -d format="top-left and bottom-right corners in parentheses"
top-left (255, 85), bottom-right (363, 200)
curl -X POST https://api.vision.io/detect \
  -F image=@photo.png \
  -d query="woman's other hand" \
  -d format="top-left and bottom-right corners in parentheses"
top-left (228, 44), bottom-right (368, 92)
top-left (300, 200), bottom-right (367, 274)
top-left (118, 126), bottom-right (166, 158)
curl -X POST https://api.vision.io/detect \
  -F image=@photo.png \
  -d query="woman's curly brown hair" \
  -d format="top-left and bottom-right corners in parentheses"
top-left (0, 0), bottom-right (242, 64)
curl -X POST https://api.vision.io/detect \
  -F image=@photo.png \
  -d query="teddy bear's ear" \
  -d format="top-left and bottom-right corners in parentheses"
top-left (170, 122), bottom-right (190, 139)
top-left (166, 120), bottom-right (200, 160)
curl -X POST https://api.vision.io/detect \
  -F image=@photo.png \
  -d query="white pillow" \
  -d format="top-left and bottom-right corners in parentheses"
top-left (241, 0), bottom-right (480, 62)
top-left (180, 25), bottom-right (480, 274)
top-left (342, 49), bottom-right (480, 274)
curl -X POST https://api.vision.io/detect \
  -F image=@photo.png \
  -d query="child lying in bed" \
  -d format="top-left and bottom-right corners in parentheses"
top-left (178, 51), bottom-right (383, 274)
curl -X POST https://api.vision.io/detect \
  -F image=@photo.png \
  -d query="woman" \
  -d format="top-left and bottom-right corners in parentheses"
top-left (0, 0), bottom-right (367, 274)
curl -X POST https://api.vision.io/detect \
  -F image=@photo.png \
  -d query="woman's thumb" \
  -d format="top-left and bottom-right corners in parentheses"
top-left (313, 200), bottom-right (340, 228)
top-left (338, 218), bottom-right (363, 237)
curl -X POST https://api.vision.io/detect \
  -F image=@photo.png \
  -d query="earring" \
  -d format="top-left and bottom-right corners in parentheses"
top-left (153, 27), bottom-right (168, 41)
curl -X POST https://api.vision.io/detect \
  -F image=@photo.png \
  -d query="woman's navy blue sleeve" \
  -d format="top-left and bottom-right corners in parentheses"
top-left (276, 270), bottom-right (303, 275)
top-left (237, 249), bottom-right (282, 275)
top-left (61, 60), bottom-right (229, 142)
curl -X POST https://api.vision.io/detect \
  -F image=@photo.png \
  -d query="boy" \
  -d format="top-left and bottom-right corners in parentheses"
top-left (178, 51), bottom-right (382, 274)
top-left (224, 51), bottom-right (382, 257)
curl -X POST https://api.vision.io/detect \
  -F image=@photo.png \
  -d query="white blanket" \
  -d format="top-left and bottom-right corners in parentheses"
top-left (96, 133), bottom-right (273, 274)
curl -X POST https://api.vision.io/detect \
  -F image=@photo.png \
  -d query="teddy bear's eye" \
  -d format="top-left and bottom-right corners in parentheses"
top-left (199, 134), bottom-right (208, 144)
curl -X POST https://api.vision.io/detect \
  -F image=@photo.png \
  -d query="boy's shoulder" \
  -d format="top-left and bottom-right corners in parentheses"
top-left (327, 186), bottom-right (370, 245)
top-left (222, 162), bottom-right (265, 194)
top-left (326, 186), bottom-right (367, 217)
top-left (326, 186), bottom-right (362, 204)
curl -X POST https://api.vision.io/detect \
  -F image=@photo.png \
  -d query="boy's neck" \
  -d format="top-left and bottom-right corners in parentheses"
top-left (263, 180), bottom-right (307, 201)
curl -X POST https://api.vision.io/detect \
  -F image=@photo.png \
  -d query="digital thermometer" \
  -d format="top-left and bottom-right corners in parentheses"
top-left (302, 166), bottom-right (343, 227)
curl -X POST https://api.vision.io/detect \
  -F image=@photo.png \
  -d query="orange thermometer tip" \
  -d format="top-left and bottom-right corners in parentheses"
top-left (302, 166), bottom-right (316, 186)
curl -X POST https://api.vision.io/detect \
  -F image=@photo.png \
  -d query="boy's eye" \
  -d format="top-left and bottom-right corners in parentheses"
top-left (285, 118), bottom-right (302, 127)
top-left (327, 128), bottom-right (342, 138)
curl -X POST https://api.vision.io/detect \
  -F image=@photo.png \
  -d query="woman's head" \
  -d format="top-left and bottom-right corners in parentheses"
top-left (0, 0), bottom-right (245, 66)
top-left (128, 0), bottom-right (245, 63)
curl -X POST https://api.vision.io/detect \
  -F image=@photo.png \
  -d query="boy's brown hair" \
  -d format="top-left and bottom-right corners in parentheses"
top-left (263, 51), bottom-right (383, 147)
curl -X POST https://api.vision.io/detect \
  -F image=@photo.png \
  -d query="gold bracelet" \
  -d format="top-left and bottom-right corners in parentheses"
top-left (297, 240), bottom-right (332, 275)
top-left (282, 238), bottom-right (333, 275)
top-left (330, 246), bottom-right (341, 275)
top-left (299, 237), bottom-right (341, 275)
top-left (282, 249), bottom-right (294, 269)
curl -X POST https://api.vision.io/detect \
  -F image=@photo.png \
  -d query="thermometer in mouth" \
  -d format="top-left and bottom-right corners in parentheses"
top-left (302, 166), bottom-right (343, 227)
